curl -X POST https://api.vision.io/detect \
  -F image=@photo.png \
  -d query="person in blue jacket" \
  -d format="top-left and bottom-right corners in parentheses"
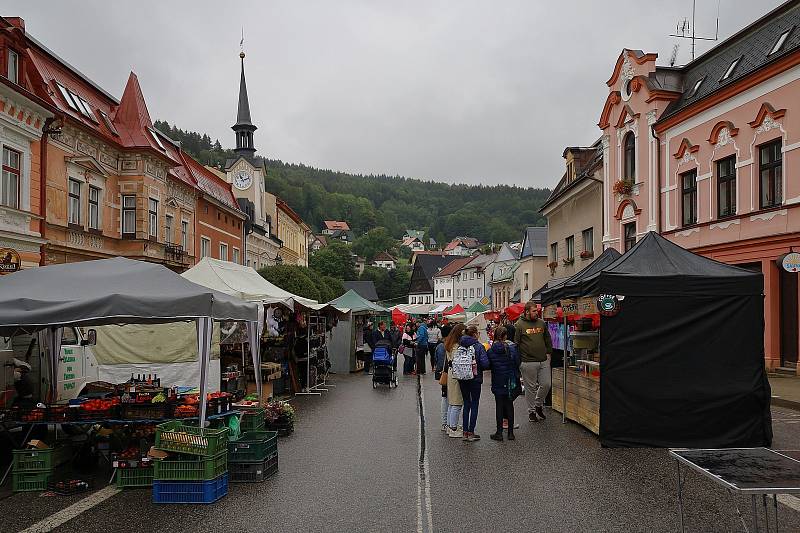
top-left (486, 325), bottom-right (521, 441)
top-left (415, 321), bottom-right (429, 375)
top-left (457, 325), bottom-right (490, 442)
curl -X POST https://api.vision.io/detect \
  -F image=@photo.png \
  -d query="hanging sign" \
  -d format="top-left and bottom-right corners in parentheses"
top-left (543, 304), bottom-right (558, 320)
top-left (561, 297), bottom-right (596, 317)
top-left (596, 294), bottom-right (621, 317)
top-left (0, 248), bottom-right (21, 274)
top-left (781, 252), bottom-right (800, 273)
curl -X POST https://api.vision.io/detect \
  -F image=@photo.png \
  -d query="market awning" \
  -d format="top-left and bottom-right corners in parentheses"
top-left (540, 247), bottom-right (622, 305)
top-left (182, 257), bottom-right (317, 309)
top-left (327, 289), bottom-right (388, 314)
top-left (429, 303), bottom-right (449, 314)
top-left (444, 304), bottom-right (464, 316)
top-left (466, 301), bottom-right (488, 313)
top-left (0, 257), bottom-right (258, 333)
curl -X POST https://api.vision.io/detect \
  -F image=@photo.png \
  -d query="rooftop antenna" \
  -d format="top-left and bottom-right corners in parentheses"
top-left (669, 44), bottom-right (680, 67)
top-left (669, 0), bottom-right (720, 61)
top-left (240, 27), bottom-right (245, 54)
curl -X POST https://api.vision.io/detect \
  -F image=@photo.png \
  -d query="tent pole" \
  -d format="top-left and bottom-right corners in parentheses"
top-left (296, 311), bottom-right (321, 396)
top-left (197, 317), bottom-right (212, 430)
top-left (563, 312), bottom-right (567, 424)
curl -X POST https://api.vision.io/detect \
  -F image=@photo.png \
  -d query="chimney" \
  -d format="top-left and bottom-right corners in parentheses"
top-left (6, 18), bottom-right (25, 31)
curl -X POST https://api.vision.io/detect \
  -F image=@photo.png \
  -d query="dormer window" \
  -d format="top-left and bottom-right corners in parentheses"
top-left (770, 27), bottom-right (793, 55)
top-left (686, 77), bottom-right (704, 99)
top-left (6, 49), bottom-right (19, 84)
top-left (74, 95), bottom-right (97, 123)
top-left (56, 83), bottom-right (80, 113)
top-left (99, 111), bottom-right (119, 136)
top-left (720, 57), bottom-right (741, 81)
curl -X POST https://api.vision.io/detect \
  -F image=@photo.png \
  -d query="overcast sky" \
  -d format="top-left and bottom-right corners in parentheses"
top-left (9, 1), bottom-right (784, 187)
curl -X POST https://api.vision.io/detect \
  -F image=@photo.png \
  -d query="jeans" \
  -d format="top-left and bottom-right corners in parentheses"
top-left (447, 404), bottom-right (462, 428)
top-left (494, 394), bottom-right (515, 433)
top-left (403, 352), bottom-right (415, 374)
top-left (521, 360), bottom-right (551, 411)
top-left (429, 343), bottom-right (439, 369)
top-left (458, 379), bottom-right (482, 433)
top-left (416, 345), bottom-right (428, 374)
top-left (441, 395), bottom-right (449, 426)
top-left (363, 356), bottom-right (371, 374)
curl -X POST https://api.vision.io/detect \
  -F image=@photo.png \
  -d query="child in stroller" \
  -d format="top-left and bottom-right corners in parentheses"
top-left (372, 339), bottom-right (397, 388)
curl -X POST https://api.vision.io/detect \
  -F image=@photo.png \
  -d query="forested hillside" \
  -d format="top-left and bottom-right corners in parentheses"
top-left (155, 121), bottom-right (550, 243)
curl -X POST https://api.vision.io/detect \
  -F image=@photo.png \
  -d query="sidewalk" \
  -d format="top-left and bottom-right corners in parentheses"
top-left (770, 373), bottom-right (800, 411)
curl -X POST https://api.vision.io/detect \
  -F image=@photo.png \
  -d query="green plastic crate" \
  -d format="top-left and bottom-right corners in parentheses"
top-left (228, 431), bottom-right (277, 463)
top-left (12, 470), bottom-right (51, 492)
top-left (155, 421), bottom-right (229, 457)
top-left (12, 445), bottom-right (71, 472)
top-left (116, 467), bottom-right (154, 488)
top-left (153, 450), bottom-right (227, 481)
top-left (239, 408), bottom-right (265, 433)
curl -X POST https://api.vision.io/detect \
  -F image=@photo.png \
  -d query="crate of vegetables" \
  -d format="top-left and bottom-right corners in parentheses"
top-left (120, 402), bottom-right (171, 420)
top-left (207, 393), bottom-right (231, 415)
top-left (75, 398), bottom-right (119, 420)
top-left (173, 404), bottom-right (199, 418)
top-left (10, 406), bottom-right (47, 423)
top-left (155, 421), bottom-right (229, 457)
top-left (153, 450), bottom-right (227, 481)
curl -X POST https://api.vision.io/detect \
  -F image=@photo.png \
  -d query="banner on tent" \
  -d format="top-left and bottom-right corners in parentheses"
top-left (543, 305), bottom-right (558, 320)
top-left (561, 297), bottom-right (595, 317)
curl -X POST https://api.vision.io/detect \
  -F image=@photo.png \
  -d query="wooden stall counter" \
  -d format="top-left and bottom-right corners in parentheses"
top-left (552, 366), bottom-right (599, 435)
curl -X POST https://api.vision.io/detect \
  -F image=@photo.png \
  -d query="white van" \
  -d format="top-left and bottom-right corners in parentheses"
top-left (0, 327), bottom-right (99, 406)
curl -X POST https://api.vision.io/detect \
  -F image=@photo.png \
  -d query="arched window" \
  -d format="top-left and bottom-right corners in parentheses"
top-left (623, 132), bottom-right (636, 182)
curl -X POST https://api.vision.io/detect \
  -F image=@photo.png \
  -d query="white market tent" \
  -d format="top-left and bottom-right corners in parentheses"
top-left (182, 257), bottom-right (318, 309)
top-left (0, 257), bottom-right (258, 426)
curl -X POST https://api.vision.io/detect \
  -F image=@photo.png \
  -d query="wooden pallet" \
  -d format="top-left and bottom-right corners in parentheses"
top-left (552, 368), bottom-right (600, 434)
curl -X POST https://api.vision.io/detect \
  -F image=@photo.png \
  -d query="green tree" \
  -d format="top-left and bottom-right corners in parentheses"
top-left (352, 227), bottom-right (395, 262)
top-left (308, 241), bottom-right (356, 280)
top-left (257, 265), bottom-right (320, 301)
top-left (320, 276), bottom-right (346, 300)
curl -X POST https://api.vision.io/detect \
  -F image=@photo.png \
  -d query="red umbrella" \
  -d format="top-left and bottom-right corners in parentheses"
top-left (504, 303), bottom-right (526, 322)
top-left (391, 308), bottom-right (408, 326)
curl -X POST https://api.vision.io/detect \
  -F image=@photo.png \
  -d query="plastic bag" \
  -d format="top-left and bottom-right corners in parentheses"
top-left (228, 414), bottom-right (241, 441)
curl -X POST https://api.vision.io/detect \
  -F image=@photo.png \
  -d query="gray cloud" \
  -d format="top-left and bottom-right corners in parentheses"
top-left (8, 0), bottom-right (783, 186)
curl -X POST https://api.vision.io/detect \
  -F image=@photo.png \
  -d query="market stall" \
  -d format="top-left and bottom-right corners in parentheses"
top-left (542, 233), bottom-right (772, 448)
top-left (328, 290), bottom-right (388, 374)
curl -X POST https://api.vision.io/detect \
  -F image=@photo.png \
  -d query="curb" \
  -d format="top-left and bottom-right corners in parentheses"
top-left (772, 396), bottom-right (800, 411)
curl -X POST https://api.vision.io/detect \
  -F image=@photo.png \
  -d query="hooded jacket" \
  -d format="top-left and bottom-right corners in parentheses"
top-left (458, 335), bottom-right (489, 384)
top-left (486, 340), bottom-right (521, 396)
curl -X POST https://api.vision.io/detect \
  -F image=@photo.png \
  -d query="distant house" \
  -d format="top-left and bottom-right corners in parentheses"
top-left (310, 234), bottom-right (328, 253)
top-left (373, 251), bottom-right (396, 270)
top-left (322, 221), bottom-right (350, 235)
top-left (402, 236), bottom-right (425, 252)
top-left (489, 242), bottom-right (520, 311)
top-left (354, 255), bottom-right (366, 275)
top-left (343, 281), bottom-right (380, 302)
top-left (514, 227), bottom-right (549, 303)
top-left (428, 238), bottom-right (438, 250)
top-left (330, 228), bottom-right (355, 243)
top-left (453, 253), bottom-right (497, 308)
top-left (410, 250), bottom-right (448, 266)
top-left (432, 256), bottom-right (476, 306)
top-left (408, 254), bottom-right (460, 305)
top-left (404, 229), bottom-right (425, 241)
top-left (444, 237), bottom-right (480, 256)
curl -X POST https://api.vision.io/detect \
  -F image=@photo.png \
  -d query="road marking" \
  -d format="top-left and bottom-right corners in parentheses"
top-left (416, 375), bottom-right (433, 533)
top-left (20, 485), bottom-right (121, 533)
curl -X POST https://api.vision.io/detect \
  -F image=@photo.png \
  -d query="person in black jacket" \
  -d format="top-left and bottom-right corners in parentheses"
top-left (485, 325), bottom-right (521, 441)
top-left (363, 322), bottom-right (375, 374)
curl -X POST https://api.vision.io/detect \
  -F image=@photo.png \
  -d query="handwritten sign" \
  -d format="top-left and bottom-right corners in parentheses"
top-left (561, 297), bottom-right (596, 317)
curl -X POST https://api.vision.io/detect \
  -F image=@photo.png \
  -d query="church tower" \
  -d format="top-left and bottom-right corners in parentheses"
top-left (232, 51), bottom-right (257, 158)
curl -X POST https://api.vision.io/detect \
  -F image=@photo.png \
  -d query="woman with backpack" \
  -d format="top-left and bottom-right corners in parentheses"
top-left (485, 326), bottom-right (521, 441)
top-left (444, 323), bottom-right (465, 438)
top-left (453, 325), bottom-right (489, 442)
top-left (401, 324), bottom-right (417, 375)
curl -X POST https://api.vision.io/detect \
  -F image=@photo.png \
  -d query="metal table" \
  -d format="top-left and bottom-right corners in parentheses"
top-left (670, 448), bottom-right (800, 532)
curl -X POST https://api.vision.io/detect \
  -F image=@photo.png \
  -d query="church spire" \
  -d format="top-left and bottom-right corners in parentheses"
top-left (232, 51), bottom-right (257, 158)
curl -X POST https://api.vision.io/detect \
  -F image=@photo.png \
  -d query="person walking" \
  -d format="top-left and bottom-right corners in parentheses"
top-left (427, 320), bottom-right (442, 371)
top-left (389, 322), bottom-right (402, 371)
top-left (444, 323), bottom-right (465, 438)
top-left (440, 318), bottom-right (452, 342)
top-left (434, 340), bottom-right (449, 431)
top-left (455, 325), bottom-right (489, 442)
top-left (415, 320), bottom-right (429, 375)
top-left (503, 317), bottom-right (516, 348)
top-left (486, 326), bottom-right (521, 441)
top-left (514, 302), bottom-right (552, 422)
top-left (401, 325), bottom-right (417, 375)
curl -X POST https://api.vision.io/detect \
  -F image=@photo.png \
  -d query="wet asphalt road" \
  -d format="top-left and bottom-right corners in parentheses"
top-left (2, 371), bottom-right (800, 532)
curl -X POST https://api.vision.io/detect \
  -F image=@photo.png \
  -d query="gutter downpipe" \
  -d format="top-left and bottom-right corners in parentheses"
top-left (39, 116), bottom-right (62, 266)
top-left (651, 124), bottom-right (662, 233)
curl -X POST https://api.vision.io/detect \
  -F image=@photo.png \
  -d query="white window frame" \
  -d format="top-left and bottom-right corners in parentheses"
top-left (181, 220), bottom-right (188, 250)
top-left (770, 28), bottom-right (793, 55)
top-left (122, 195), bottom-right (136, 236)
top-left (68, 178), bottom-right (81, 225)
top-left (7, 48), bottom-right (19, 84)
top-left (165, 214), bottom-right (174, 245)
top-left (232, 247), bottom-right (240, 264)
top-left (1, 146), bottom-right (21, 209)
top-left (219, 242), bottom-right (228, 261)
top-left (201, 236), bottom-right (211, 258)
top-left (148, 198), bottom-right (158, 239)
top-left (88, 185), bottom-right (100, 230)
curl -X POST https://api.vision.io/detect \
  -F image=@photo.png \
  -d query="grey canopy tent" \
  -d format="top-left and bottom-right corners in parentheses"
top-left (0, 257), bottom-right (258, 427)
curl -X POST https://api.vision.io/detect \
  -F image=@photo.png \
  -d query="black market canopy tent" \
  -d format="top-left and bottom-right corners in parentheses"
top-left (563, 232), bottom-right (771, 448)
top-left (0, 257), bottom-right (259, 426)
top-left (539, 247), bottom-right (622, 306)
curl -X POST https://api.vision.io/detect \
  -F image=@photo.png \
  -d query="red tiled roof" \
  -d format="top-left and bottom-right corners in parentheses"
top-left (324, 220), bottom-right (350, 231)
top-left (179, 150), bottom-right (241, 212)
top-left (433, 256), bottom-right (474, 278)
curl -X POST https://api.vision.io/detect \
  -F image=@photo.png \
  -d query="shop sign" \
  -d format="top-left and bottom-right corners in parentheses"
top-left (597, 294), bottom-right (621, 317)
top-left (0, 248), bottom-right (21, 274)
top-left (561, 297), bottom-right (596, 317)
top-left (543, 304), bottom-right (558, 320)
top-left (781, 252), bottom-right (800, 273)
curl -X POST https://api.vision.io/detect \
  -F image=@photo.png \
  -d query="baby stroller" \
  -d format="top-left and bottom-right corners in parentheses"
top-left (372, 340), bottom-right (397, 388)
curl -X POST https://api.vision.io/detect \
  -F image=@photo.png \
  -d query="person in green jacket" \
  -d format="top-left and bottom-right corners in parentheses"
top-left (514, 301), bottom-right (552, 422)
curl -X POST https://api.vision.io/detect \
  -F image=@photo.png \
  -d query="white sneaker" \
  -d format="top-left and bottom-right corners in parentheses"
top-left (448, 427), bottom-right (463, 438)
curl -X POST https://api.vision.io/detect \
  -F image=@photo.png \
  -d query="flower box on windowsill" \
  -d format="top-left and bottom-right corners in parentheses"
top-left (562, 258), bottom-right (574, 266)
top-left (547, 261), bottom-right (558, 269)
top-left (613, 180), bottom-right (633, 196)
top-left (580, 250), bottom-right (594, 259)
